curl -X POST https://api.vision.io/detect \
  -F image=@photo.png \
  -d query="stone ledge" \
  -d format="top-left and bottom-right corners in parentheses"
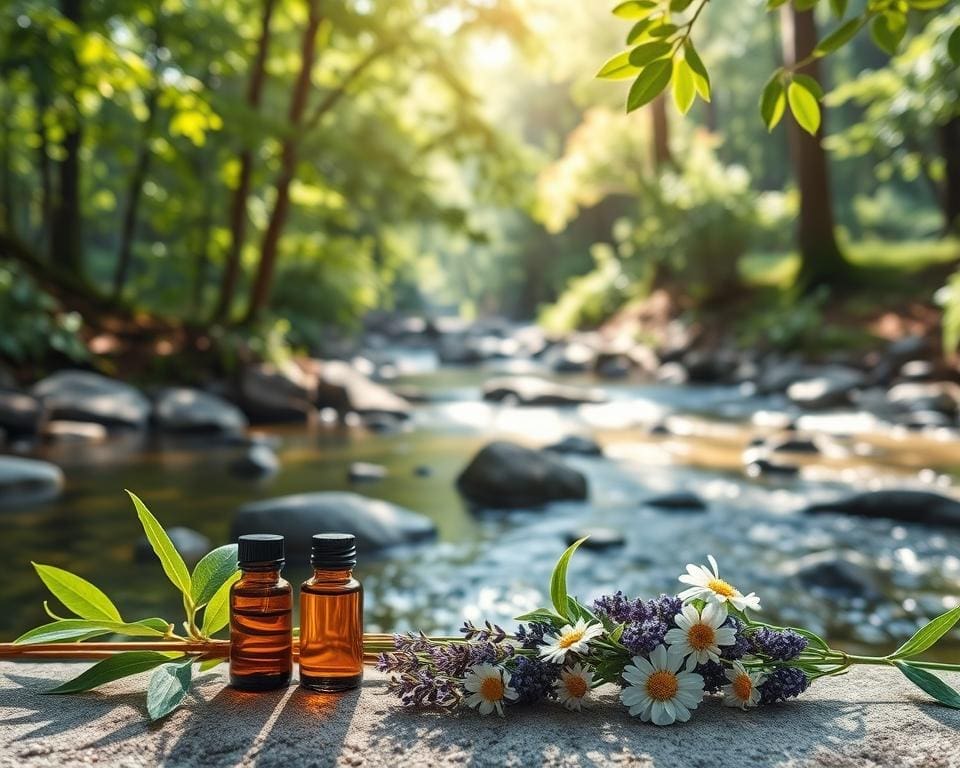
top-left (1, 664), bottom-right (959, 767)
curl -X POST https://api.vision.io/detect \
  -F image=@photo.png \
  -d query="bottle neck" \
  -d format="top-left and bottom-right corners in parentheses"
top-left (240, 567), bottom-right (283, 583)
top-left (311, 567), bottom-right (354, 582)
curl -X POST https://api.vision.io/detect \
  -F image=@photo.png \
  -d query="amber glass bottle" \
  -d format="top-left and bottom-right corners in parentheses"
top-left (229, 534), bottom-right (293, 691)
top-left (299, 533), bottom-right (364, 692)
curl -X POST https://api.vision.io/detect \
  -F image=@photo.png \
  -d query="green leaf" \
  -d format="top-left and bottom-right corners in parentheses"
top-left (815, 18), bottom-right (863, 56)
top-left (626, 59), bottom-right (673, 112)
top-left (47, 651), bottom-right (182, 694)
top-left (683, 41), bottom-right (710, 101)
top-left (947, 27), bottom-right (960, 67)
top-left (894, 661), bottom-right (960, 709)
top-left (628, 41), bottom-right (673, 67)
top-left (787, 80), bottom-right (821, 135)
top-left (670, 0), bottom-right (694, 10)
top-left (612, 0), bottom-right (657, 19)
top-left (889, 606), bottom-right (960, 659)
top-left (549, 537), bottom-right (588, 619)
top-left (190, 545), bottom-right (238, 608)
top-left (201, 571), bottom-right (240, 637)
top-left (127, 490), bottom-right (192, 601)
top-left (197, 658), bottom-right (225, 672)
top-left (15, 618), bottom-right (169, 644)
top-left (871, 12), bottom-right (906, 55)
top-left (672, 58), bottom-right (696, 114)
top-left (829, 0), bottom-right (848, 16)
top-left (760, 75), bottom-right (786, 131)
top-left (792, 74), bottom-right (824, 100)
top-left (32, 563), bottom-right (122, 622)
top-left (146, 660), bottom-right (194, 721)
top-left (514, 608), bottom-right (565, 628)
top-left (626, 19), bottom-right (653, 44)
top-left (649, 23), bottom-right (678, 38)
top-left (597, 50), bottom-right (640, 80)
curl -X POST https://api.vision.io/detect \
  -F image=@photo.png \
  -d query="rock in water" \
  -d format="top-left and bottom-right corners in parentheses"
top-left (309, 359), bottom-right (411, 419)
top-left (32, 371), bottom-right (150, 429)
top-left (240, 362), bottom-right (318, 422)
top-left (566, 527), bottom-right (625, 550)
top-left (788, 550), bottom-right (883, 601)
top-left (786, 366), bottom-right (866, 410)
top-left (804, 490), bottom-right (960, 528)
top-left (42, 420), bottom-right (107, 443)
top-left (0, 456), bottom-right (64, 507)
top-left (154, 388), bottom-right (248, 434)
top-left (135, 527), bottom-right (211, 567)
top-left (229, 445), bottom-right (279, 478)
top-left (456, 441), bottom-right (588, 509)
top-left (231, 492), bottom-right (436, 554)
top-left (545, 435), bottom-right (603, 456)
top-left (482, 376), bottom-right (607, 406)
top-left (645, 491), bottom-right (707, 511)
top-left (0, 389), bottom-right (43, 435)
top-left (348, 462), bottom-right (388, 483)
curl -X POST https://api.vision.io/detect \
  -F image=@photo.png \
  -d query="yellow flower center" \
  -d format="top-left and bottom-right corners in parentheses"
top-left (732, 674), bottom-right (753, 701)
top-left (645, 670), bottom-right (679, 701)
top-left (687, 622), bottom-right (716, 651)
top-left (564, 674), bottom-right (588, 698)
top-left (480, 675), bottom-right (504, 701)
top-left (558, 628), bottom-right (586, 649)
top-left (707, 578), bottom-right (737, 598)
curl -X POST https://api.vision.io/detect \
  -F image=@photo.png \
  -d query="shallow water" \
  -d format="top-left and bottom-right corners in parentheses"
top-left (3, 357), bottom-right (960, 659)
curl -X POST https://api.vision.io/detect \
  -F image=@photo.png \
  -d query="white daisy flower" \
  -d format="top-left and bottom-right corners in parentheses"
top-left (462, 664), bottom-right (519, 716)
top-left (677, 555), bottom-right (761, 612)
top-left (619, 644), bottom-right (705, 726)
top-left (554, 663), bottom-right (593, 711)
top-left (539, 618), bottom-right (604, 664)
top-left (664, 602), bottom-right (737, 669)
top-left (722, 661), bottom-right (766, 709)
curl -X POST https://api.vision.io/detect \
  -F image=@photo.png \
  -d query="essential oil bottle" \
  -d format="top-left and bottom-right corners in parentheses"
top-left (229, 534), bottom-right (293, 691)
top-left (299, 533), bottom-right (364, 692)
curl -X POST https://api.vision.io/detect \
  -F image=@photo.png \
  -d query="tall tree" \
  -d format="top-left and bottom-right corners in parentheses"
top-left (650, 94), bottom-right (673, 170)
top-left (780, 6), bottom-right (846, 289)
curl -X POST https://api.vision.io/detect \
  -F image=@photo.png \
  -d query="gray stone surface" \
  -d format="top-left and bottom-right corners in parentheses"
top-left (154, 388), bottom-right (248, 434)
top-left (32, 371), bottom-right (151, 429)
top-left (1, 664), bottom-right (958, 767)
top-left (0, 456), bottom-right (64, 507)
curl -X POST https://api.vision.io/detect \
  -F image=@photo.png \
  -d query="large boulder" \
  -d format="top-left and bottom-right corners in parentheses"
top-left (154, 388), bottom-right (247, 434)
top-left (804, 490), bottom-right (960, 528)
top-left (307, 359), bottom-right (411, 419)
top-left (787, 550), bottom-right (884, 601)
top-left (229, 445), bottom-right (280, 478)
top-left (456, 441), bottom-right (588, 509)
top-left (0, 456), bottom-right (64, 507)
top-left (231, 492), bottom-right (436, 554)
top-left (482, 376), bottom-right (607, 406)
top-left (885, 381), bottom-right (960, 416)
top-left (786, 366), bottom-right (866, 410)
top-left (0, 389), bottom-right (43, 435)
top-left (32, 371), bottom-right (150, 429)
top-left (240, 362), bottom-right (318, 422)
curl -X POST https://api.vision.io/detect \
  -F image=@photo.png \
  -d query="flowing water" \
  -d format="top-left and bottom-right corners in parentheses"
top-left (3, 352), bottom-right (960, 658)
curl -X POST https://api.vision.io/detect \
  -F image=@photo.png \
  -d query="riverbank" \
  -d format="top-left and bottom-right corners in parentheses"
top-left (1, 663), bottom-right (958, 767)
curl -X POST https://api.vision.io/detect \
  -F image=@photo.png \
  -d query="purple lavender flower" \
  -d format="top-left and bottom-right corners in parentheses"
top-left (514, 622), bottom-right (553, 651)
top-left (696, 660), bottom-right (728, 694)
top-left (758, 666), bottom-right (809, 704)
top-left (593, 592), bottom-right (681, 655)
top-left (720, 616), bottom-right (751, 661)
top-left (510, 656), bottom-right (561, 703)
top-left (750, 628), bottom-right (809, 661)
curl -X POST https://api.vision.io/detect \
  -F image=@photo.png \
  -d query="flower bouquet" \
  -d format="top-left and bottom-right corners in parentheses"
top-left (377, 538), bottom-right (960, 723)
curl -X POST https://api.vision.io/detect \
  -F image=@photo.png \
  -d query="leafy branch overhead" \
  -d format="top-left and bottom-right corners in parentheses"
top-left (599, 0), bottom-right (960, 134)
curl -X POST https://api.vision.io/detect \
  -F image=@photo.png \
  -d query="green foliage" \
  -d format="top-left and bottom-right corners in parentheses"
top-left (550, 537), bottom-right (588, 620)
top-left (935, 268), bottom-right (960, 355)
top-left (46, 651), bottom-right (183, 695)
top-left (889, 606), bottom-right (960, 659)
top-left (127, 490), bottom-right (192, 601)
top-left (32, 563), bottom-right (122, 623)
top-left (894, 661), bottom-right (960, 709)
top-left (190, 545), bottom-right (239, 609)
top-left (146, 660), bottom-right (194, 720)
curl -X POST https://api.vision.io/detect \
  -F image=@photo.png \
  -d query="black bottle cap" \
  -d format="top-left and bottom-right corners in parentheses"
top-left (310, 533), bottom-right (357, 570)
top-left (237, 534), bottom-right (285, 568)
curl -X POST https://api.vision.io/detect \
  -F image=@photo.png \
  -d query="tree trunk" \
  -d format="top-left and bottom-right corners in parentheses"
top-left (244, 0), bottom-right (322, 324)
top-left (51, 0), bottom-right (84, 276)
top-left (213, 0), bottom-right (277, 323)
top-left (940, 117), bottom-right (960, 234)
top-left (650, 94), bottom-right (673, 170)
top-left (780, 7), bottom-right (847, 290)
top-left (1, 83), bottom-right (14, 234)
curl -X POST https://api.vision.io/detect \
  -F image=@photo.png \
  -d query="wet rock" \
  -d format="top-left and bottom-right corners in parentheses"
top-left (756, 358), bottom-right (820, 394)
top-left (764, 435), bottom-right (823, 455)
top-left (681, 349), bottom-right (740, 384)
top-left (789, 550), bottom-right (883, 601)
top-left (310, 359), bottom-right (411, 419)
top-left (644, 491), bottom-right (707, 511)
top-left (804, 490), bottom-right (960, 528)
top-left (566, 527), bottom-right (625, 550)
top-left (743, 448), bottom-right (800, 478)
top-left (348, 462), bottom-right (388, 483)
top-left (32, 371), bottom-right (150, 429)
top-left (232, 492), bottom-right (436, 553)
top-left (655, 362), bottom-right (689, 385)
top-left (895, 410), bottom-right (954, 431)
top-left (361, 414), bottom-right (405, 433)
top-left (0, 389), bottom-right (43, 435)
top-left (482, 376), bottom-right (607, 406)
top-left (42, 420), bottom-right (107, 443)
top-left (0, 456), bottom-right (64, 507)
top-left (154, 388), bottom-right (247, 435)
top-left (786, 366), bottom-right (866, 410)
top-left (240, 361), bottom-right (318, 422)
top-left (135, 526), bottom-right (210, 566)
top-left (899, 360), bottom-right (935, 381)
top-left (886, 381), bottom-right (960, 416)
top-left (456, 441), bottom-right (588, 509)
top-left (545, 341), bottom-right (597, 373)
top-left (594, 354), bottom-right (632, 380)
top-left (229, 444), bottom-right (279, 478)
top-left (885, 334), bottom-right (929, 365)
top-left (649, 421), bottom-right (671, 436)
top-left (545, 435), bottom-right (603, 456)
top-left (413, 465), bottom-right (433, 477)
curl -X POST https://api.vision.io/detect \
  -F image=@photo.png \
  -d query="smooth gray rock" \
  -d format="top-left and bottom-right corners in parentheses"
top-left (456, 441), bottom-right (588, 509)
top-left (0, 456), bottom-right (64, 506)
top-left (482, 376), bottom-right (607, 406)
top-left (310, 359), bottom-right (411, 419)
top-left (231, 491), bottom-right (436, 553)
top-left (135, 526), bottom-right (210, 566)
top-left (229, 445), bottom-right (279, 478)
top-left (32, 371), bottom-right (150, 428)
top-left (0, 389), bottom-right (42, 434)
top-left (788, 550), bottom-right (883, 601)
top-left (348, 462), bottom-right (388, 483)
top-left (886, 381), bottom-right (960, 415)
top-left (240, 362), bottom-right (318, 422)
top-left (786, 366), bottom-right (865, 409)
top-left (42, 420), bottom-right (107, 443)
top-left (645, 491), bottom-right (707, 511)
top-left (545, 435), bottom-right (603, 456)
top-left (804, 490), bottom-right (960, 528)
top-left (154, 388), bottom-right (247, 434)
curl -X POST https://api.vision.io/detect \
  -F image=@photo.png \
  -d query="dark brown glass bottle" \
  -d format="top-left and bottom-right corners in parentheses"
top-left (299, 533), bottom-right (363, 692)
top-left (229, 534), bottom-right (292, 691)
